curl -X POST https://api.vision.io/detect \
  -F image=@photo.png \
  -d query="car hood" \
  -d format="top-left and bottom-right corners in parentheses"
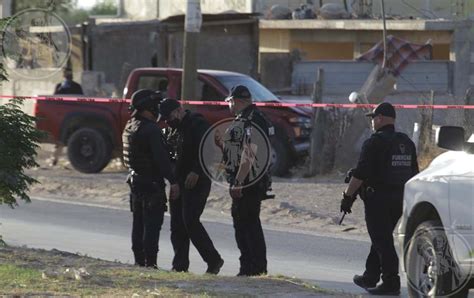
top-left (407, 151), bottom-right (474, 186)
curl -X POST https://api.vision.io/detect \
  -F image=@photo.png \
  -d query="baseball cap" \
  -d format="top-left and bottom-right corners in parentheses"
top-left (159, 98), bottom-right (181, 120)
top-left (365, 102), bottom-right (396, 119)
top-left (225, 85), bottom-right (252, 102)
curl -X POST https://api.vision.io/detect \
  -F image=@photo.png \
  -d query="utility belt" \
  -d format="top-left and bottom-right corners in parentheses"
top-left (360, 184), bottom-right (404, 201)
top-left (127, 170), bottom-right (164, 184)
top-left (228, 174), bottom-right (275, 200)
top-left (261, 173), bottom-right (275, 200)
top-left (358, 185), bottom-right (374, 201)
top-left (127, 171), bottom-right (167, 211)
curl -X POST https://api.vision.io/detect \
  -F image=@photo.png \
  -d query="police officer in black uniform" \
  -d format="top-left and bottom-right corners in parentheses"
top-left (54, 67), bottom-right (83, 95)
top-left (341, 102), bottom-right (419, 295)
top-left (159, 98), bottom-right (224, 274)
top-left (50, 67), bottom-right (83, 166)
top-left (220, 85), bottom-right (274, 276)
top-left (122, 89), bottom-right (180, 268)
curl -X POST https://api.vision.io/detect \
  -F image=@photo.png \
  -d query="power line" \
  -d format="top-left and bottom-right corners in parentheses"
top-left (400, 0), bottom-right (438, 19)
top-left (397, 72), bottom-right (436, 103)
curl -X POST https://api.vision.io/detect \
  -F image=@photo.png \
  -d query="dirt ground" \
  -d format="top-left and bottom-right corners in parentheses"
top-left (27, 144), bottom-right (369, 240)
top-left (0, 246), bottom-right (335, 296)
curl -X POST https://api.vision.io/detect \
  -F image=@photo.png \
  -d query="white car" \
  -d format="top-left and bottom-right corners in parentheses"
top-left (397, 126), bottom-right (474, 297)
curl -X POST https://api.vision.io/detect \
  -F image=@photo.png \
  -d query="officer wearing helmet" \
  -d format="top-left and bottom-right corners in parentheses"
top-left (341, 102), bottom-right (419, 295)
top-left (217, 85), bottom-right (275, 276)
top-left (122, 89), bottom-right (180, 269)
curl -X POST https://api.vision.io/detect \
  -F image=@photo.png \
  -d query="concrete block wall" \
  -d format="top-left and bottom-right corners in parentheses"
top-left (468, 26), bottom-right (474, 93)
top-left (451, 22), bottom-right (471, 98)
top-left (152, 0), bottom-right (471, 20)
top-left (123, 0), bottom-right (159, 20)
top-left (0, 0), bottom-right (12, 17)
top-left (159, 0), bottom-right (252, 20)
top-left (88, 21), bottom-right (159, 92)
top-left (0, 70), bottom-right (63, 115)
top-left (165, 21), bottom-right (259, 78)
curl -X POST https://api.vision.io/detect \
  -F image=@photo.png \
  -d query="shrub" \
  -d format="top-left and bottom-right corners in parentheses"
top-left (0, 60), bottom-right (44, 207)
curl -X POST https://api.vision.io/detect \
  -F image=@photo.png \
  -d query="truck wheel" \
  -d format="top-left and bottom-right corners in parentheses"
top-left (270, 136), bottom-right (290, 177)
top-left (406, 220), bottom-right (470, 298)
top-left (67, 128), bottom-right (112, 173)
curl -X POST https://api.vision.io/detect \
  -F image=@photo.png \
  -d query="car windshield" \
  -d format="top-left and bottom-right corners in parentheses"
top-left (215, 75), bottom-right (279, 102)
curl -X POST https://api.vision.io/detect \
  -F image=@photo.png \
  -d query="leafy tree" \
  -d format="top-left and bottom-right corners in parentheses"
top-left (0, 21), bottom-right (45, 207)
top-left (90, 0), bottom-right (118, 15)
top-left (12, 0), bottom-right (74, 15)
top-left (0, 96), bottom-right (43, 207)
top-left (12, 0), bottom-right (88, 26)
top-left (11, 0), bottom-right (119, 26)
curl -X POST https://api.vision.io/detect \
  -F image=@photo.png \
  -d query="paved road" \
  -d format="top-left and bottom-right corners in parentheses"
top-left (0, 198), bottom-right (409, 296)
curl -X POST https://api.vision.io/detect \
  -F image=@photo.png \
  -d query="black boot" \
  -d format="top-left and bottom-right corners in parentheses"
top-left (367, 275), bottom-right (400, 296)
top-left (133, 251), bottom-right (146, 267)
top-left (251, 263), bottom-right (268, 276)
top-left (353, 274), bottom-right (379, 289)
top-left (145, 253), bottom-right (158, 269)
top-left (236, 268), bottom-right (251, 277)
top-left (206, 258), bottom-right (224, 275)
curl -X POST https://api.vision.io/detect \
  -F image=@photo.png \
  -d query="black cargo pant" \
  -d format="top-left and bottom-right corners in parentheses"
top-left (232, 189), bottom-right (267, 275)
top-left (130, 183), bottom-right (166, 268)
top-left (170, 178), bottom-right (221, 271)
top-left (363, 188), bottom-right (403, 283)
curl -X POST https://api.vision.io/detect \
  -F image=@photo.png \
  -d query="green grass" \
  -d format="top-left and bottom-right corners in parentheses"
top-left (0, 264), bottom-right (330, 296)
top-left (0, 246), bottom-right (331, 296)
top-left (0, 264), bottom-right (40, 290)
top-left (0, 264), bottom-right (193, 296)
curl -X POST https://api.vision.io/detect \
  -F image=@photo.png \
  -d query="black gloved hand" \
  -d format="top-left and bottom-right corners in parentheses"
top-left (340, 192), bottom-right (355, 213)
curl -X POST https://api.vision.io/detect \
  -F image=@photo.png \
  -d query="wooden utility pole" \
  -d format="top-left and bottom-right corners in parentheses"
top-left (181, 0), bottom-right (202, 102)
top-left (381, 0), bottom-right (388, 69)
top-left (463, 88), bottom-right (473, 138)
top-left (419, 90), bottom-right (435, 155)
top-left (308, 68), bottom-right (324, 176)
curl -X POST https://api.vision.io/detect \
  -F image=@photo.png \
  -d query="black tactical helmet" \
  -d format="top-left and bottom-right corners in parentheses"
top-left (129, 89), bottom-right (163, 117)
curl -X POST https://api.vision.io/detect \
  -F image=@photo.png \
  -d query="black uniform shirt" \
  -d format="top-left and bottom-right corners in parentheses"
top-left (352, 124), bottom-right (419, 188)
top-left (175, 111), bottom-right (210, 182)
top-left (54, 80), bottom-right (83, 95)
top-left (238, 104), bottom-right (274, 139)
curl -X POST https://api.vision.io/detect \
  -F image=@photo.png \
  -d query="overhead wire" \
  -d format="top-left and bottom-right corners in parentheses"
top-left (400, 0), bottom-right (439, 19)
top-left (397, 72), bottom-right (435, 103)
top-left (386, 0), bottom-right (439, 101)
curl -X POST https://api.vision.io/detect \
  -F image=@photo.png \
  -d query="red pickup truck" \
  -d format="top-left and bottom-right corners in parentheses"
top-left (35, 68), bottom-right (312, 175)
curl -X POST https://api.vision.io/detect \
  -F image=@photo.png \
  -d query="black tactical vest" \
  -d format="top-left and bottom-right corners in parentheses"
top-left (223, 106), bottom-right (273, 189)
top-left (122, 117), bottom-right (154, 175)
